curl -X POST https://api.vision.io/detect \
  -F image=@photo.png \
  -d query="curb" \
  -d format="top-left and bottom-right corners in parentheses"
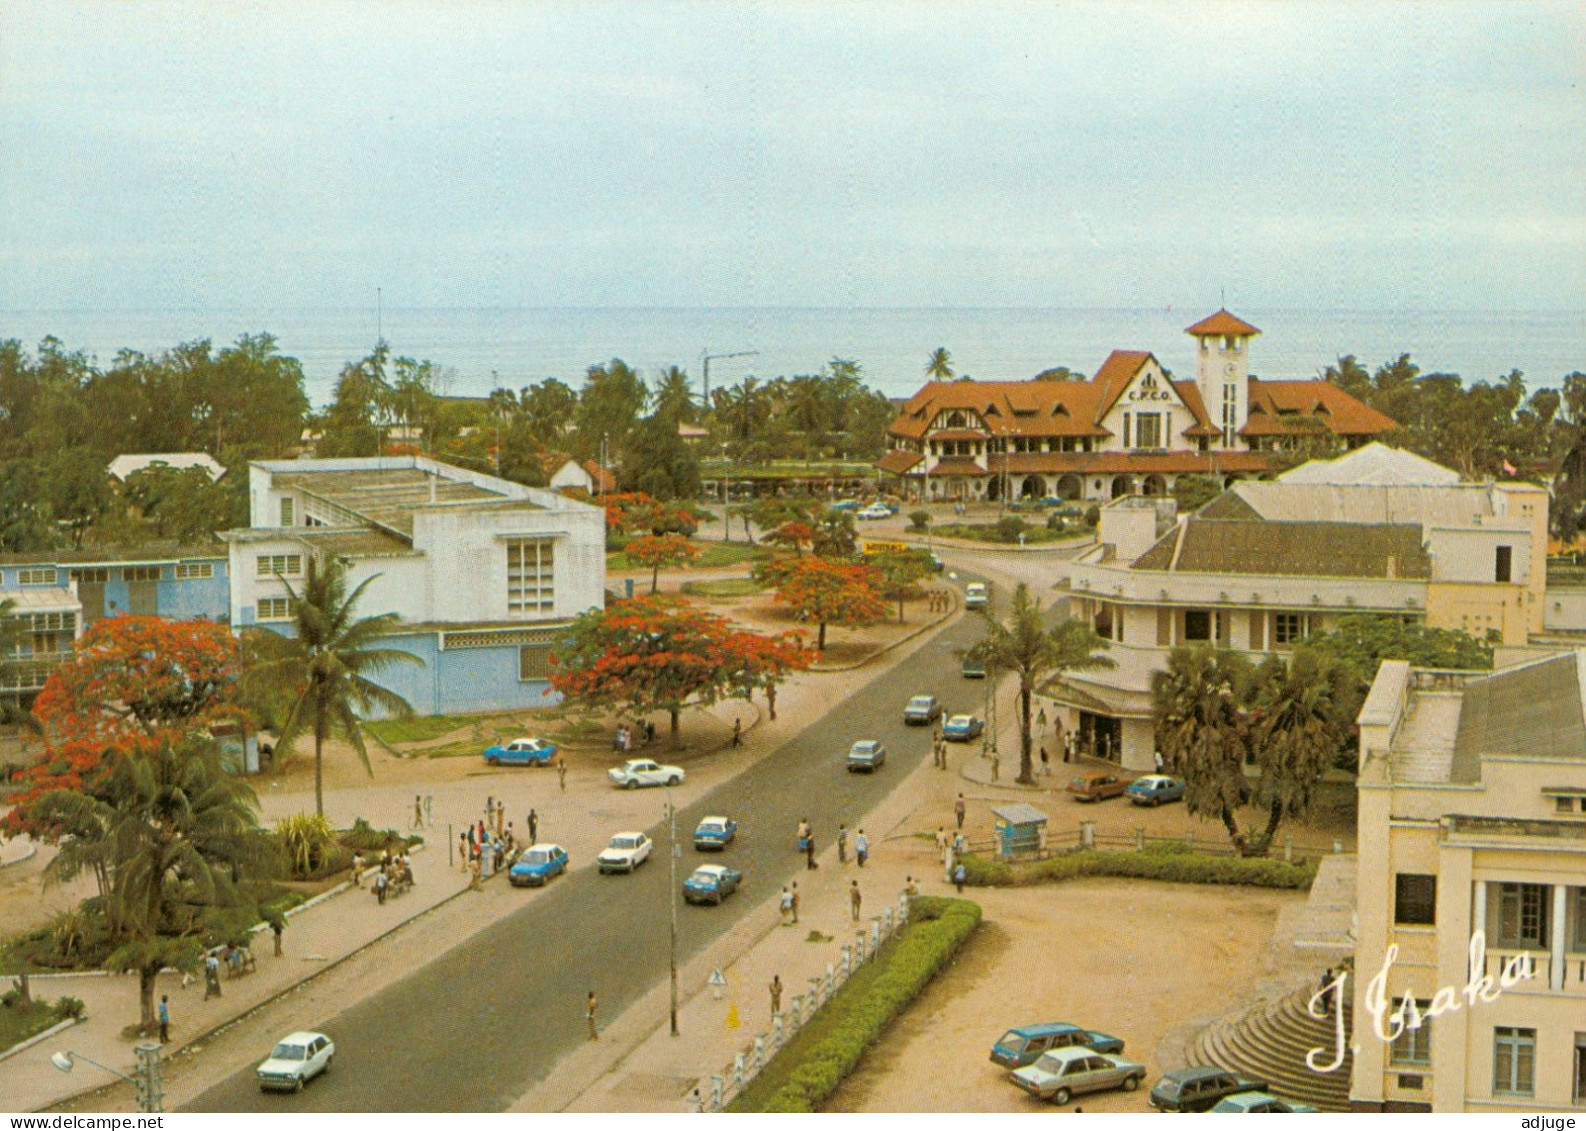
top-left (809, 590), bottom-right (959, 674)
top-left (0, 841), bottom-right (39, 870)
top-left (0, 1014), bottom-right (83, 1065)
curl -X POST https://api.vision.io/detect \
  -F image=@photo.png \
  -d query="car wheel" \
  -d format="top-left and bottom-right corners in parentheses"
top-left (1122, 1074), bottom-right (1139, 1091)
top-left (294, 1076), bottom-right (304, 1094)
top-left (667, 775), bottom-right (680, 786)
top-left (486, 756), bottom-right (498, 766)
top-left (1052, 1088), bottom-right (1071, 1106)
top-left (323, 1055), bottom-right (333, 1075)
top-left (625, 779), bottom-right (638, 790)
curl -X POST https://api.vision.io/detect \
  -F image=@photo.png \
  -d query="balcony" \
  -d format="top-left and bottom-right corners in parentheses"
top-left (1481, 946), bottom-right (1586, 996)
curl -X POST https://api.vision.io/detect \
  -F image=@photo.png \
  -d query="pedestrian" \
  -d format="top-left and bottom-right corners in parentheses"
top-left (1155, 749), bottom-right (1165, 774)
top-left (990, 754), bottom-right (1000, 782)
top-left (645, 719), bottom-right (656, 745)
top-left (158, 995), bottom-right (170, 1044)
top-left (557, 756), bottom-right (568, 792)
top-left (1062, 732), bottom-right (1072, 763)
top-left (351, 851), bottom-right (364, 887)
top-left (855, 829), bottom-right (869, 868)
top-left (528, 808), bottom-right (539, 845)
top-left (796, 818), bottom-right (810, 852)
top-left (468, 854), bottom-right (482, 891)
top-left (954, 831), bottom-right (966, 858)
top-left (270, 916), bottom-right (284, 957)
top-left (935, 826), bottom-right (949, 863)
top-left (486, 795), bottom-right (494, 823)
top-left (1318, 967), bottom-right (1334, 1016)
top-left (779, 885), bottom-right (792, 925)
top-left (203, 952), bottom-right (221, 999)
top-left (766, 683), bottom-right (777, 721)
top-left (1040, 746), bottom-right (1050, 775)
top-left (904, 875), bottom-right (919, 898)
top-left (375, 870), bottom-right (388, 904)
top-left (413, 794), bottom-right (423, 829)
top-left (424, 793), bottom-right (433, 827)
top-left (790, 882), bottom-right (801, 924)
top-left (954, 862), bottom-right (966, 893)
top-left (769, 974), bottom-right (782, 1016)
top-left (805, 832), bottom-right (817, 870)
top-left (732, 718), bottom-right (743, 747)
top-left (459, 833), bottom-right (470, 870)
top-left (587, 990), bottom-right (599, 1040)
top-left (955, 793), bottom-right (966, 830)
top-left (837, 823), bottom-right (848, 864)
top-left (849, 880), bottom-right (862, 922)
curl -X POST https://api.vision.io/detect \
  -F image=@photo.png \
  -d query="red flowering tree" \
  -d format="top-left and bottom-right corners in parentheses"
top-left (764, 520), bottom-right (814, 556)
top-left (758, 555), bottom-right (889, 650)
top-left (604, 492), bottom-right (700, 537)
top-left (549, 595), bottom-right (812, 744)
top-left (625, 534), bottom-right (702, 593)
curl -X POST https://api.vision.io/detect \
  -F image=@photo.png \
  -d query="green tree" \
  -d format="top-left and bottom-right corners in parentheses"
top-left (622, 414), bottom-right (702, 501)
top-left (1151, 645), bottom-right (1253, 848)
top-left (44, 449), bottom-right (114, 548)
top-left (812, 508), bottom-right (857, 558)
top-left (1171, 474), bottom-right (1224, 514)
top-left (652, 366), bottom-right (697, 425)
top-left (318, 343), bottom-right (390, 457)
top-left (519, 378), bottom-right (578, 446)
top-left (872, 549), bottom-right (933, 622)
top-left (575, 359), bottom-right (649, 461)
top-left (925, 347), bottom-right (955, 382)
top-left (1244, 647), bottom-right (1355, 851)
top-left (970, 584), bottom-right (1114, 784)
top-left (0, 459), bottom-right (56, 551)
top-left (243, 558), bottom-right (422, 817)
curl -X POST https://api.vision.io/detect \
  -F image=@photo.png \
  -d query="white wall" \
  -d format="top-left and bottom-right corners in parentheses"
top-left (1426, 525), bottom-right (1531, 584)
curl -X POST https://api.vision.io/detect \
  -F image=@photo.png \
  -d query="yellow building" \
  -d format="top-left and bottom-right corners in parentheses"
top-left (1352, 651), bottom-right (1586, 1111)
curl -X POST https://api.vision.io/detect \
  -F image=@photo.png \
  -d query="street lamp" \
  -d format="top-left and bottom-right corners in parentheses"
top-left (52, 1045), bottom-right (164, 1113)
top-left (666, 785), bottom-right (680, 1037)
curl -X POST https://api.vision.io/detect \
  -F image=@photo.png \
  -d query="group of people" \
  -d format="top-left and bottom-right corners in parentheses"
top-left (411, 793), bottom-right (434, 830)
top-left (354, 848), bottom-right (414, 904)
top-left (612, 720), bottom-right (656, 754)
top-left (925, 589), bottom-right (950, 613)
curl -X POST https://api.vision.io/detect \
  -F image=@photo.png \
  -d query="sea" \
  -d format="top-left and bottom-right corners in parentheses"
top-left (2, 306), bottom-right (1582, 410)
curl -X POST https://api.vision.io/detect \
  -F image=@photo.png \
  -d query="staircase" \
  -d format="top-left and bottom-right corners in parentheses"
top-left (1188, 983), bottom-right (1354, 1112)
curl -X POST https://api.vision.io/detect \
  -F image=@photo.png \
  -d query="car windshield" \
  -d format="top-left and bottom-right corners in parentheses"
top-left (271, 1044), bottom-right (307, 1061)
top-left (691, 871), bottom-right (718, 886)
top-left (997, 1031), bottom-right (1029, 1053)
top-left (613, 837), bottom-right (640, 849)
top-left (1069, 777), bottom-right (1092, 788)
top-left (524, 849), bottom-right (551, 864)
top-left (908, 697), bottom-right (932, 708)
top-left (1034, 1053), bottom-right (1065, 1073)
top-left (701, 821), bottom-right (725, 832)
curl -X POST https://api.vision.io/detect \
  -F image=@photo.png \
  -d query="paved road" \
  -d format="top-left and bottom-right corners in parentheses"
top-left (187, 601), bottom-right (990, 1111)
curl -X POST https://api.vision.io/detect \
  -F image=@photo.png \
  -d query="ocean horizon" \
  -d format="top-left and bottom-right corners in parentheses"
top-left (2, 305), bottom-right (1582, 409)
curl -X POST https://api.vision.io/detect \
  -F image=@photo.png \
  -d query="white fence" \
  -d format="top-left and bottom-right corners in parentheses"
top-left (688, 890), bottom-right (912, 1113)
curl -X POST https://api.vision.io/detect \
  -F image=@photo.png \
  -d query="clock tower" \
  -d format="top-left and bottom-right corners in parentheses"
top-left (1186, 309), bottom-right (1260, 449)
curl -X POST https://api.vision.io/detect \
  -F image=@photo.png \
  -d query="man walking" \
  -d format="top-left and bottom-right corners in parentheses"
top-left (837, 823), bottom-right (848, 865)
top-left (587, 990), bottom-right (599, 1041)
top-left (805, 832), bottom-right (817, 870)
top-left (954, 793), bottom-right (966, 830)
top-left (1040, 746), bottom-right (1050, 775)
top-left (375, 869), bottom-right (388, 904)
top-left (413, 794), bottom-right (424, 830)
top-left (468, 854), bottom-right (482, 892)
top-left (769, 974), bottom-right (783, 1016)
top-left (158, 995), bottom-right (170, 1044)
top-left (790, 882), bottom-right (801, 924)
top-left (954, 862), bottom-right (966, 893)
top-left (849, 880), bottom-right (862, 922)
top-left (203, 952), bottom-right (221, 1000)
top-left (935, 826), bottom-right (949, 864)
top-left (779, 886), bottom-right (793, 926)
top-left (855, 829), bottom-right (869, 868)
top-left (732, 718), bottom-right (743, 747)
top-left (424, 793), bottom-right (433, 827)
top-left (528, 808), bottom-right (539, 846)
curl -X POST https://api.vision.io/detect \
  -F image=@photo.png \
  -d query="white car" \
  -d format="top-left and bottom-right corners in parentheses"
top-left (607, 758), bottom-right (685, 789)
top-left (598, 831), bottom-right (653, 873)
top-left (257, 1030), bottom-right (334, 1093)
top-left (964, 582), bottom-right (990, 609)
top-left (856, 503), bottom-right (892, 520)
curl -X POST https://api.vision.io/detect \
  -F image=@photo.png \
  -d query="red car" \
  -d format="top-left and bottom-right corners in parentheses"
top-left (1065, 772), bottom-right (1132, 802)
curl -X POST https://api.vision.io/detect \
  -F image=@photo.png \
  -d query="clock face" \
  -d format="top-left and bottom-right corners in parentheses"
top-left (1224, 362), bottom-right (1237, 376)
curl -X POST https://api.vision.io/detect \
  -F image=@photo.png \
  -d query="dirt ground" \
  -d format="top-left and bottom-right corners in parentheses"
top-left (827, 878), bottom-right (1304, 1113)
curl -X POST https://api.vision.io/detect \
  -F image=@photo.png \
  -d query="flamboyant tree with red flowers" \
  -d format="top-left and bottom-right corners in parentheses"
top-left (603, 492), bottom-right (700, 538)
top-left (549, 595), bottom-right (812, 744)
top-left (757, 554), bottom-right (889, 650)
top-left (625, 534), bottom-right (702, 593)
top-left (764, 520), bottom-right (815, 556)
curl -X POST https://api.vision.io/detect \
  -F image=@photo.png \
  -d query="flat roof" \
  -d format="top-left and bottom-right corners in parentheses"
top-left (290, 528), bottom-right (419, 559)
top-left (0, 543), bottom-right (224, 567)
top-left (274, 468), bottom-right (535, 537)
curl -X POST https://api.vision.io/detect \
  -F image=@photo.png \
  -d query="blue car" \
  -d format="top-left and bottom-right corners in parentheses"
top-left (693, 816), bottom-right (738, 851)
top-left (508, 844), bottom-right (568, 887)
top-left (1211, 1091), bottom-right (1319, 1113)
top-left (1126, 774), bottom-right (1186, 807)
top-left (683, 863), bottom-right (743, 905)
top-left (990, 1023), bottom-right (1126, 1068)
top-left (483, 736), bottom-right (558, 767)
top-left (942, 714), bottom-right (984, 742)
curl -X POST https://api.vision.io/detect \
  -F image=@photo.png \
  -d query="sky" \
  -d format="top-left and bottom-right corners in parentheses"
top-left (1, 0), bottom-right (1583, 314)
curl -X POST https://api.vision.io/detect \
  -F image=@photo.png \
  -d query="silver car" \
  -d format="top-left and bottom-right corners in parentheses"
top-left (1010, 1046), bottom-right (1145, 1106)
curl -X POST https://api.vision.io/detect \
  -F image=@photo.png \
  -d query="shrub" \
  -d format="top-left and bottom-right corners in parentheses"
top-left (276, 813), bottom-right (336, 878)
top-left (55, 995), bottom-right (86, 1020)
top-left (958, 846), bottom-right (1317, 890)
top-left (907, 510), bottom-right (931, 531)
top-left (731, 896), bottom-right (981, 1112)
top-left (1046, 513), bottom-right (1065, 532)
top-left (993, 515), bottom-right (1026, 543)
top-left (1083, 504), bottom-right (1100, 528)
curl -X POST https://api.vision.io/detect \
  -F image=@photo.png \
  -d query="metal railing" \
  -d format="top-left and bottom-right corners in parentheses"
top-left (957, 822), bottom-right (1346, 865)
top-left (688, 891), bottom-right (912, 1113)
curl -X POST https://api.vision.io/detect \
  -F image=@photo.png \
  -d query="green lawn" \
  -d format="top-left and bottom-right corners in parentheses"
top-left (609, 541), bottom-right (769, 571)
top-left (680, 577), bottom-right (767, 598)
top-left (931, 522), bottom-right (1087, 546)
top-left (364, 715), bottom-right (485, 745)
top-left (0, 999), bottom-right (74, 1050)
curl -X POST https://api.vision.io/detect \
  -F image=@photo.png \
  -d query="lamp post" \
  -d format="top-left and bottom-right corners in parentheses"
top-left (666, 785), bottom-right (680, 1037)
top-left (52, 1045), bottom-right (164, 1113)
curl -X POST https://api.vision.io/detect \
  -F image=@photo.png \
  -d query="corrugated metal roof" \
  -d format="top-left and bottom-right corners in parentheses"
top-left (275, 468), bottom-right (528, 537)
top-left (1131, 518), bottom-right (1431, 579)
top-left (991, 803), bottom-right (1049, 826)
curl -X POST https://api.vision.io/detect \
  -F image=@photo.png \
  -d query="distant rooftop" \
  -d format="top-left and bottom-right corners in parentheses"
top-left (1450, 650), bottom-right (1586, 783)
top-left (1131, 518), bottom-right (1431, 579)
top-left (1204, 480), bottom-right (1513, 529)
top-left (1277, 442), bottom-right (1461, 487)
top-left (0, 541), bottom-right (224, 567)
top-left (273, 467), bottom-right (531, 538)
top-left (290, 528), bottom-right (418, 559)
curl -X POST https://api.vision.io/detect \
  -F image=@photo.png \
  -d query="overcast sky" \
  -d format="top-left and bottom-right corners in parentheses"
top-left (1, 0), bottom-right (1582, 313)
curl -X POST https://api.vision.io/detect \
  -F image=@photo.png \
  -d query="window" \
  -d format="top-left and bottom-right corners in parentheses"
top-left (1274, 612), bottom-right (1308, 646)
top-left (17, 568), bottom-right (57, 586)
top-left (175, 562), bottom-right (215, 580)
top-left (1497, 883), bottom-right (1549, 949)
top-left (507, 539), bottom-right (556, 615)
top-left (1556, 795), bottom-right (1580, 815)
top-left (68, 567), bottom-right (109, 584)
top-left (256, 554), bottom-right (303, 579)
top-left (1390, 1000), bottom-right (1432, 1066)
top-left (280, 497), bottom-right (295, 526)
top-left (1570, 887), bottom-right (1586, 955)
top-left (1183, 610), bottom-right (1212, 642)
top-left (257, 597), bottom-right (296, 622)
top-left (1394, 874), bottom-right (1437, 925)
top-left (1122, 413), bottom-right (1132, 448)
top-left (1135, 413), bottom-right (1162, 449)
top-left (1495, 545), bottom-right (1512, 584)
top-left (519, 644), bottom-right (552, 680)
top-left (122, 565), bottom-right (160, 582)
top-left (1493, 1027), bottom-right (1535, 1096)
top-left (1248, 609), bottom-right (1267, 650)
top-left (1574, 1033), bottom-right (1586, 1106)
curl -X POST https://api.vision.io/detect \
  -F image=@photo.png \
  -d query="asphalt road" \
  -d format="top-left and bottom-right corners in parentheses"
top-left (187, 601), bottom-right (992, 1111)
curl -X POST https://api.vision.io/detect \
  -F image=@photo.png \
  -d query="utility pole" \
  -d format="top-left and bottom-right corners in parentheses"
top-left (701, 349), bottom-right (759, 408)
top-left (667, 787), bottom-right (680, 1037)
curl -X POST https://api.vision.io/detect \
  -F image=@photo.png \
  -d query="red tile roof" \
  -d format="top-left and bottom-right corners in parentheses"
top-left (888, 381), bottom-right (1109, 441)
top-left (929, 457), bottom-right (987, 476)
top-left (1184, 309), bottom-right (1262, 337)
top-left (1242, 379), bottom-right (1399, 437)
top-left (582, 459), bottom-right (618, 493)
top-left (1089, 350), bottom-right (1155, 422)
top-left (1170, 381), bottom-right (1221, 437)
top-left (875, 449), bottom-right (923, 475)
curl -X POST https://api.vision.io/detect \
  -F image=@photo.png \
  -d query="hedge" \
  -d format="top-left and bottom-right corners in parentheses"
top-left (727, 895), bottom-right (982, 1113)
top-left (959, 842), bottom-right (1317, 890)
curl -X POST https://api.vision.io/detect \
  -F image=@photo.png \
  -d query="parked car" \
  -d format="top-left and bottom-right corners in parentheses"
top-left (857, 503), bottom-right (892, 520)
top-left (1010, 1047), bottom-right (1146, 1106)
top-left (942, 714), bottom-right (984, 742)
top-left (597, 831), bottom-right (652, 873)
top-left (964, 582), bottom-right (990, 609)
top-left (482, 736), bottom-right (557, 767)
top-left (1211, 1091), bottom-right (1320, 1113)
top-left (961, 655), bottom-right (988, 678)
top-left (929, 552), bottom-right (945, 572)
top-left (607, 758), bottom-right (684, 789)
top-left (693, 815), bottom-right (738, 851)
top-left (990, 1022), bottom-right (1127, 1068)
top-left (508, 844), bottom-right (569, 887)
top-left (257, 1031), bottom-right (334, 1093)
top-left (1150, 1066), bottom-right (1270, 1112)
top-left (683, 863), bottom-right (743, 905)
top-left (903, 694), bottom-right (942, 725)
top-left (1066, 772), bottom-right (1133, 802)
top-left (846, 739), bottom-right (887, 772)
top-left (1037, 495), bottom-right (1064, 508)
top-left (1057, 503), bottom-right (1086, 517)
top-left (830, 499), bottom-right (861, 511)
top-left (1126, 774), bottom-right (1186, 807)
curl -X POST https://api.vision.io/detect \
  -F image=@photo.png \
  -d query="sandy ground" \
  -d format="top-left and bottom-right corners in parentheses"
top-left (827, 879), bottom-right (1304, 1113)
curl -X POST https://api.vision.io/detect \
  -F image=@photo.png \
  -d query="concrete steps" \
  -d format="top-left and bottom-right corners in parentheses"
top-left (1188, 984), bottom-right (1353, 1111)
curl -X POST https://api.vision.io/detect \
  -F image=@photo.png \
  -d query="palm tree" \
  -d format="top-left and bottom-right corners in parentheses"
top-left (652, 366), bottom-right (697, 425)
top-left (925, 347), bottom-right (955, 382)
top-left (1244, 647), bottom-right (1352, 855)
top-left (1151, 645), bottom-right (1255, 851)
top-left (970, 584), bottom-right (1114, 783)
top-left (244, 557), bottom-right (422, 817)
